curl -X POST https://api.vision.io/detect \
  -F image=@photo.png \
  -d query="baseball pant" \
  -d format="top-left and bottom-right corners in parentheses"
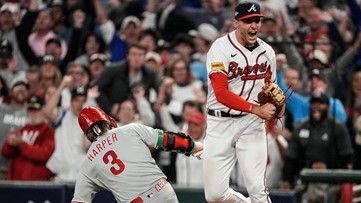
top-left (203, 114), bottom-right (271, 203)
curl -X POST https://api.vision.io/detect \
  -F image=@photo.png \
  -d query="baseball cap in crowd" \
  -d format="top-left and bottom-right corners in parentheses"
top-left (310, 91), bottom-right (329, 104)
top-left (308, 69), bottom-right (325, 82)
top-left (188, 23), bottom-right (219, 42)
top-left (121, 15), bottom-right (140, 30)
top-left (234, 1), bottom-right (264, 20)
top-left (0, 39), bottom-right (13, 59)
top-left (186, 112), bottom-right (205, 125)
top-left (27, 95), bottom-right (44, 110)
top-left (0, 3), bottom-right (20, 14)
top-left (262, 10), bottom-right (277, 23)
top-left (308, 49), bottom-right (328, 66)
top-left (40, 54), bottom-right (57, 64)
top-left (11, 80), bottom-right (30, 90)
top-left (145, 51), bottom-right (161, 64)
top-left (46, 38), bottom-right (62, 48)
top-left (354, 116), bottom-right (361, 145)
top-left (71, 86), bottom-right (87, 100)
top-left (89, 53), bottom-right (107, 64)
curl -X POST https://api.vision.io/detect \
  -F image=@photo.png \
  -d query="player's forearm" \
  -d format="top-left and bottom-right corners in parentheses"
top-left (156, 130), bottom-right (199, 156)
top-left (210, 73), bottom-right (254, 113)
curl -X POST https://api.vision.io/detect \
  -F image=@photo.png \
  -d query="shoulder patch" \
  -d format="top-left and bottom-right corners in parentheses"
top-left (211, 62), bottom-right (224, 71)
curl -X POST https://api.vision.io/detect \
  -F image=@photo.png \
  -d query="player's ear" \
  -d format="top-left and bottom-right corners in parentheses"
top-left (233, 19), bottom-right (239, 28)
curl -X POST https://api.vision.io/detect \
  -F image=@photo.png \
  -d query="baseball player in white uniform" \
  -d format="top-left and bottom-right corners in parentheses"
top-left (204, 2), bottom-right (277, 203)
top-left (71, 106), bottom-right (203, 203)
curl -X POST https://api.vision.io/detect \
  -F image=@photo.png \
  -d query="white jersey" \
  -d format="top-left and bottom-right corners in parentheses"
top-left (206, 30), bottom-right (277, 115)
top-left (72, 123), bottom-right (166, 203)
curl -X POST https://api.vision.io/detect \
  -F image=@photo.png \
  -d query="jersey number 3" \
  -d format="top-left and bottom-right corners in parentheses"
top-left (103, 150), bottom-right (125, 175)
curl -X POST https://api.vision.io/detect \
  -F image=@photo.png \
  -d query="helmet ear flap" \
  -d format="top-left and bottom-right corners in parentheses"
top-left (108, 115), bottom-right (117, 129)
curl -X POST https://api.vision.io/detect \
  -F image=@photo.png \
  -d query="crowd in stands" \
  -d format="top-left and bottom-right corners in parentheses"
top-left (0, 0), bottom-right (360, 201)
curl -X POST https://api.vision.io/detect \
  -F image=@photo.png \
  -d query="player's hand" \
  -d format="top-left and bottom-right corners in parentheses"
top-left (192, 142), bottom-right (204, 160)
top-left (133, 86), bottom-right (145, 100)
top-left (60, 75), bottom-right (73, 89)
top-left (7, 130), bottom-right (22, 147)
top-left (73, 9), bottom-right (86, 28)
top-left (252, 103), bottom-right (276, 120)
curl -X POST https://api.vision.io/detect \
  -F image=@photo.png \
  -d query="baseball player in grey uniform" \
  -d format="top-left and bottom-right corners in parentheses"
top-left (204, 2), bottom-right (277, 203)
top-left (71, 106), bottom-right (203, 203)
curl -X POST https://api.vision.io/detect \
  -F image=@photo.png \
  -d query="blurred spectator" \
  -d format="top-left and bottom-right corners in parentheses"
top-left (0, 2), bottom-right (28, 71)
top-left (60, 62), bottom-right (91, 109)
top-left (61, 0), bottom-right (96, 34)
top-left (44, 77), bottom-right (91, 183)
top-left (143, 0), bottom-right (195, 42)
top-left (50, 2), bottom-right (72, 44)
top-left (154, 57), bottom-right (206, 124)
top-left (38, 55), bottom-right (62, 96)
top-left (0, 80), bottom-right (29, 179)
top-left (145, 51), bottom-right (164, 78)
top-left (16, 9), bottom-right (85, 75)
top-left (94, 0), bottom-right (142, 62)
top-left (28, 9), bottom-right (68, 59)
top-left (176, 111), bottom-right (205, 186)
top-left (259, 11), bottom-right (306, 72)
top-left (278, 68), bottom-right (347, 124)
top-left (24, 65), bottom-right (42, 98)
top-left (171, 33), bottom-right (194, 62)
top-left (1, 95), bottom-right (55, 180)
top-left (310, 33), bottom-right (361, 99)
top-left (88, 53), bottom-right (107, 87)
top-left (281, 92), bottom-right (353, 203)
top-left (296, 7), bottom-right (345, 58)
top-left (74, 32), bottom-right (107, 66)
top-left (96, 43), bottom-right (160, 116)
top-left (183, 0), bottom-right (231, 31)
top-left (0, 39), bottom-right (25, 88)
top-left (107, 0), bottom-right (144, 28)
top-left (189, 23), bottom-right (218, 64)
top-left (344, 70), bottom-right (361, 169)
top-left (114, 86), bottom-right (155, 127)
top-left (138, 28), bottom-right (159, 52)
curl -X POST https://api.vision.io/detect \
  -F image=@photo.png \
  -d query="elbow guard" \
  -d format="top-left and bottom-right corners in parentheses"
top-left (156, 130), bottom-right (195, 156)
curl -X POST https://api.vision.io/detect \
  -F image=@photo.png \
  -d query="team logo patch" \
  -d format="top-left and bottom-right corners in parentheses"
top-left (248, 4), bottom-right (257, 12)
top-left (211, 62), bottom-right (224, 71)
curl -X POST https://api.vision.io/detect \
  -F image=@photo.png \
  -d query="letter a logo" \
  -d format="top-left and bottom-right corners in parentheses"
top-left (247, 4), bottom-right (257, 12)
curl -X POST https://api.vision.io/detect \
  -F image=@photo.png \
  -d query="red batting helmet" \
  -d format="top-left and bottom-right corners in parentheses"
top-left (78, 106), bottom-right (117, 133)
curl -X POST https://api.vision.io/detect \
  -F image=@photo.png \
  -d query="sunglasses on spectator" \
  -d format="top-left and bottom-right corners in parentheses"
top-left (241, 17), bottom-right (261, 24)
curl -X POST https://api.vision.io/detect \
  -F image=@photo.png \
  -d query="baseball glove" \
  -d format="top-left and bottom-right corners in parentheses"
top-left (257, 82), bottom-right (286, 119)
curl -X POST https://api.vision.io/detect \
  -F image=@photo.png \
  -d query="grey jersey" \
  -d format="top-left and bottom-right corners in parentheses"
top-left (72, 123), bottom-right (166, 203)
top-left (0, 103), bottom-right (27, 173)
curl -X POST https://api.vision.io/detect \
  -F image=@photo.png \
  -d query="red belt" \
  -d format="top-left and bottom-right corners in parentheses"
top-left (130, 197), bottom-right (143, 203)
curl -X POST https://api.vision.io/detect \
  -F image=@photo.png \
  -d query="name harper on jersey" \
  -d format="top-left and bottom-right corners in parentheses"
top-left (87, 133), bottom-right (118, 161)
top-left (228, 61), bottom-right (271, 81)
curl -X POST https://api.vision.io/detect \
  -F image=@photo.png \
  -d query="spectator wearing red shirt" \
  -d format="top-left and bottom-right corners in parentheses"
top-left (1, 95), bottom-right (55, 180)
